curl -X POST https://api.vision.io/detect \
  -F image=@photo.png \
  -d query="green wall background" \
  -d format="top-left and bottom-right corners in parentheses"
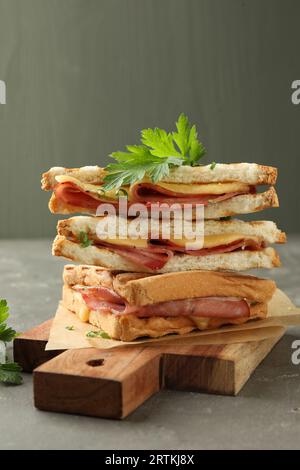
top-left (0, 0), bottom-right (299, 238)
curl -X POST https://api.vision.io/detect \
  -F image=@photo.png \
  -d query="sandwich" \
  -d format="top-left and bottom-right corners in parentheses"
top-left (62, 264), bottom-right (277, 341)
top-left (42, 163), bottom-right (278, 218)
top-left (53, 216), bottom-right (285, 273)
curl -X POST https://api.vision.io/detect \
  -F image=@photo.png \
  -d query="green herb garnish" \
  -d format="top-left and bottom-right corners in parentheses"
top-left (86, 330), bottom-right (111, 339)
top-left (0, 300), bottom-right (22, 385)
top-left (0, 300), bottom-right (17, 343)
top-left (0, 362), bottom-right (23, 385)
top-left (210, 161), bottom-right (216, 170)
top-left (102, 113), bottom-right (206, 191)
top-left (65, 325), bottom-right (75, 331)
top-left (79, 231), bottom-right (93, 248)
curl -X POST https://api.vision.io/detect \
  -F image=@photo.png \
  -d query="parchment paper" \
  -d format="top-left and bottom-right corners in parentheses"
top-left (45, 289), bottom-right (300, 351)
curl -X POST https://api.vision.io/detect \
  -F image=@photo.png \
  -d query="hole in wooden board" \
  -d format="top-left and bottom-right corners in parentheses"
top-left (87, 358), bottom-right (105, 367)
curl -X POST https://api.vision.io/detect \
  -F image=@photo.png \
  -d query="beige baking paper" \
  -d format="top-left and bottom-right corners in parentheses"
top-left (45, 288), bottom-right (300, 351)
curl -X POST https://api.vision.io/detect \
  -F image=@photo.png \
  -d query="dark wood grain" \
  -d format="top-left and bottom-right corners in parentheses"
top-left (13, 319), bottom-right (62, 372)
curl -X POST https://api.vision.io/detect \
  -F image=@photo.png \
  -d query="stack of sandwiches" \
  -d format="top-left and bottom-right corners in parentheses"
top-left (42, 163), bottom-right (285, 341)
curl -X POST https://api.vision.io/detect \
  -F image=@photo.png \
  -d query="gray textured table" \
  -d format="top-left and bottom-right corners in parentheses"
top-left (0, 238), bottom-right (299, 450)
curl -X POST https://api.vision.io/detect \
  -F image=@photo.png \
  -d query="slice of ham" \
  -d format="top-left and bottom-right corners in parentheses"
top-left (130, 183), bottom-right (249, 206)
top-left (163, 238), bottom-right (264, 255)
top-left (93, 238), bottom-right (264, 270)
top-left (74, 286), bottom-right (250, 319)
top-left (98, 241), bottom-right (174, 270)
top-left (82, 297), bottom-right (125, 313)
top-left (54, 181), bottom-right (252, 211)
top-left (54, 182), bottom-right (118, 210)
top-left (121, 297), bottom-right (250, 318)
top-left (73, 286), bottom-right (124, 305)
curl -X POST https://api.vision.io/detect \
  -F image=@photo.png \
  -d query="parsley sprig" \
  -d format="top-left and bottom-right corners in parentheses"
top-left (79, 231), bottom-right (93, 248)
top-left (0, 362), bottom-right (23, 385)
top-left (0, 299), bottom-right (23, 385)
top-left (86, 330), bottom-right (111, 339)
top-left (0, 300), bottom-right (17, 343)
top-left (103, 113), bottom-right (206, 191)
top-left (65, 325), bottom-right (75, 331)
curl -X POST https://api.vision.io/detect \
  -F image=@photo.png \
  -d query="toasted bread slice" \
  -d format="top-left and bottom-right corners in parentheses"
top-left (41, 166), bottom-right (107, 191)
top-left (53, 235), bottom-right (280, 273)
top-left (63, 264), bottom-right (276, 306)
top-left (57, 215), bottom-right (286, 245)
top-left (42, 163), bottom-right (277, 190)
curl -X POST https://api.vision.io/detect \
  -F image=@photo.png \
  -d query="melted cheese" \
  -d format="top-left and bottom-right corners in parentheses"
top-left (162, 233), bottom-right (259, 248)
top-left (151, 181), bottom-right (250, 195)
top-left (78, 305), bottom-right (90, 322)
top-left (204, 233), bottom-right (259, 248)
top-left (100, 233), bottom-right (260, 249)
top-left (100, 237), bottom-right (148, 249)
top-left (189, 317), bottom-right (210, 329)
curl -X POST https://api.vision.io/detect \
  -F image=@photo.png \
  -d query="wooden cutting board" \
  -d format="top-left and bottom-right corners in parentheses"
top-left (14, 319), bottom-right (284, 419)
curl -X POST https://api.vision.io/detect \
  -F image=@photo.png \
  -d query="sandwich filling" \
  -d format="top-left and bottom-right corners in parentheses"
top-left (72, 285), bottom-right (251, 319)
top-left (54, 175), bottom-right (255, 210)
top-left (71, 232), bottom-right (265, 270)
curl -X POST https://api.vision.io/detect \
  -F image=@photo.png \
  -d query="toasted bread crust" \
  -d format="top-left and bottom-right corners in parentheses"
top-left (63, 264), bottom-right (116, 288)
top-left (256, 165), bottom-right (277, 185)
top-left (57, 215), bottom-right (286, 245)
top-left (277, 231), bottom-right (287, 243)
top-left (62, 285), bottom-right (269, 341)
top-left (256, 186), bottom-right (279, 209)
top-left (63, 264), bottom-right (148, 290)
top-left (112, 271), bottom-right (276, 305)
top-left (42, 163), bottom-right (277, 190)
top-left (63, 265), bottom-right (276, 306)
top-left (42, 166), bottom-right (107, 191)
top-left (166, 164), bottom-right (277, 185)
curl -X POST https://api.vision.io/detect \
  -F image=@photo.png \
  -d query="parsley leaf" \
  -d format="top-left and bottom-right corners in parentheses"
top-left (172, 113), bottom-right (190, 156)
top-left (79, 231), bottom-right (93, 248)
top-left (0, 325), bottom-right (17, 342)
top-left (65, 325), bottom-right (74, 331)
top-left (86, 330), bottom-right (111, 339)
top-left (0, 300), bottom-right (22, 386)
top-left (0, 299), bottom-right (17, 342)
top-left (0, 362), bottom-right (23, 385)
top-left (173, 113), bottom-right (206, 165)
top-left (102, 113), bottom-right (206, 190)
top-left (0, 299), bottom-right (9, 324)
top-left (103, 155), bottom-right (183, 191)
top-left (210, 161), bottom-right (217, 170)
top-left (141, 128), bottom-right (182, 158)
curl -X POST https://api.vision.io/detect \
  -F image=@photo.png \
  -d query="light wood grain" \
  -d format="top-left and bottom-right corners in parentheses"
top-left (161, 336), bottom-right (285, 395)
top-left (34, 346), bottom-right (161, 419)
top-left (14, 319), bottom-right (284, 418)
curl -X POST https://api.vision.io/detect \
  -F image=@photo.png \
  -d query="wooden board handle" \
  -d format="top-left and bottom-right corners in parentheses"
top-left (34, 346), bottom-right (161, 419)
